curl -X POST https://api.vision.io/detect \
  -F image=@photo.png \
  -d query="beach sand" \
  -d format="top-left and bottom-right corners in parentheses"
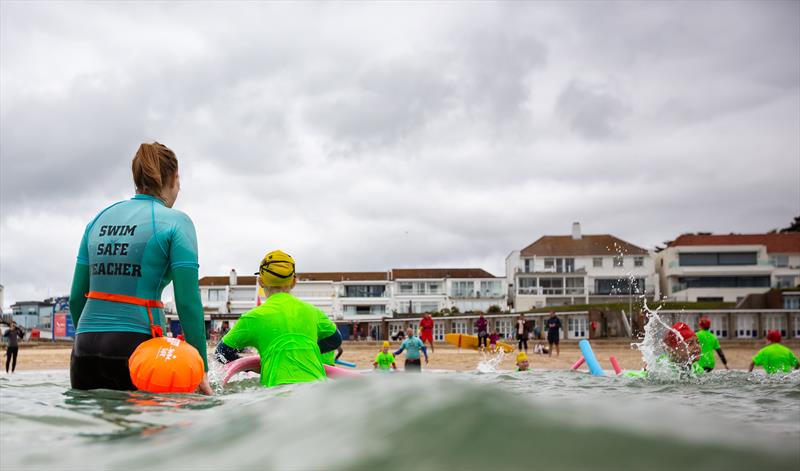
top-left (6, 340), bottom-right (798, 372)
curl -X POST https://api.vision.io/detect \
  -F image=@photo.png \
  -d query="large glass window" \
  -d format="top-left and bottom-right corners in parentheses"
top-left (207, 289), bottom-right (224, 301)
top-left (539, 278), bottom-right (563, 295)
top-left (772, 255), bottom-right (789, 267)
top-left (677, 276), bottom-right (770, 288)
top-left (775, 276), bottom-right (796, 288)
top-left (518, 278), bottom-right (537, 295)
top-left (452, 281), bottom-right (474, 297)
top-left (593, 257), bottom-right (603, 268)
top-left (544, 258), bottom-right (555, 270)
top-left (565, 278), bottom-right (585, 295)
top-left (399, 283), bottom-right (413, 294)
top-left (345, 285), bottom-right (386, 297)
top-left (564, 258), bottom-right (575, 273)
top-left (784, 297), bottom-right (800, 310)
top-left (595, 278), bottom-right (645, 295)
top-left (679, 252), bottom-right (757, 266)
top-left (480, 280), bottom-right (502, 297)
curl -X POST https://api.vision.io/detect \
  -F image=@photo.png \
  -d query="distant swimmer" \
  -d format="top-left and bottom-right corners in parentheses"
top-left (394, 327), bottom-right (428, 372)
top-left (695, 317), bottom-right (728, 372)
top-left (69, 142), bottom-right (211, 394)
top-left (419, 313), bottom-right (435, 353)
top-left (749, 330), bottom-right (799, 375)
top-left (516, 351), bottom-right (530, 372)
top-left (661, 322), bottom-right (703, 374)
top-left (373, 341), bottom-right (397, 371)
top-left (214, 251), bottom-right (342, 387)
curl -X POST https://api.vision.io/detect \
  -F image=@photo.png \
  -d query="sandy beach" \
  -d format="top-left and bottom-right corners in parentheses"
top-left (6, 339), bottom-right (798, 372)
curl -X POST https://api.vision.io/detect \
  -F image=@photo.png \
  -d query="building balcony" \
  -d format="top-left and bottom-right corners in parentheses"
top-left (449, 292), bottom-right (505, 299)
top-left (517, 287), bottom-right (655, 297)
top-left (516, 267), bottom-right (588, 275)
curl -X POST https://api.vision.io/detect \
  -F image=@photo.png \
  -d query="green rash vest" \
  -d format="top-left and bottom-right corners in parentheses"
top-left (374, 351), bottom-right (395, 370)
top-left (753, 343), bottom-right (800, 374)
top-left (69, 194), bottom-right (208, 370)
top-left (696, 329), bottom-right (721, 370)
top-left (221, 293), bottom-right (338, 387)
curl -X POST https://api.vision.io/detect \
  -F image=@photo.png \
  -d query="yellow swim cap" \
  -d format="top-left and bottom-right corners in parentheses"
top-left (516, 352), bottom-right (528, 363)
top-left (382, 341), bottom-right (390, 348)
top-left (255, 250), bottom-right (296, 287)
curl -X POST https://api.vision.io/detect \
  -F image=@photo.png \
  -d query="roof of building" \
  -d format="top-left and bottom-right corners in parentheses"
top-left (390, 268), bottom-right (499, 279)
top-left (199, 272), bottom-right (389, 286)
top-left (667, 233), bottom-right (800, 253)
top-left (297, 272), bottom-right (389, 282)
top-left (520, 235), bottom-right (648, 257)
top-left (199, 276), bottom-right (258, 286)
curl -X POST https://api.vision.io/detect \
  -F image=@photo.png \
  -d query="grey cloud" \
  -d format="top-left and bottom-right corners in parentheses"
top-left (556, 79), bottom-right (631, 139)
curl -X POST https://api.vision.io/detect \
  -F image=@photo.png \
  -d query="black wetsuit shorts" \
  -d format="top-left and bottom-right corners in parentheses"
top-left (70, 332), bottom-right (151, 391)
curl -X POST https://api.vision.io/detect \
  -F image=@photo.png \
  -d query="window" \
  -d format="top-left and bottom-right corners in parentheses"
top-left (595, 278), bottom-right (645, 295)
top-left (207, 289), bottom-right (224, 302)
top-left (677, 276), bottom-right (770, 288)
top-left (565, 277), bottom-right (585, 294)
top-left (480, 280), bottom-right (502, 297)
top-left (634, 256), bottom-right (644, 267)
top-left (697, 297), bottom-right (724, 302)
top-left (453, 321), bottom-right (468, 334)
top-left (452, 281), bottom-right (474, 297)
top-left (736, 315), bottom-right (757, 338)
top-left (762, 314), bottom-right (787, 338)
top-left (564, 258), bottom-right (575, 273)
top-left (544, 258), bottom-right (555, 270)
top-left (524, 259), bottom-right (532, 273)
top-left (345, 285), bottom-right (386, 297)
top-left (679, 252), bottom-right (757, 266)
top-left (775, 276), bottom-right (796, 289)
top-left (539, 278), bottom-right (563, 295)
top-left (784, 297), bottom-right (800, 310)
top-left (613, 256), bottom-right (624, 267)
top-left (495, 319), bottom-right (513, 339)
top-left (433, 323), bottom-right (445, 341)
top-left (568, 316), bottom-right (588, 339)
top-left (593, 257), bottom-right (603, 268)
top-left (772, 255), bottom-right (789, 267)
top-left (399, 283), bottom-right (413, 294)
top-left (518, 278), bottom-right (537, 295)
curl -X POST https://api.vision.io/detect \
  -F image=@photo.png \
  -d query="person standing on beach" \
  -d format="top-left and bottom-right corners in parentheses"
top-left (696, 318), bottom-right (728, 372)
top-left (546, 312), bottom-right (562, 357)
top-left (394, 327), bottom-right (428, 372)
top-left (749, 330), bottom-right (799, 374)
top-left (373, 341), bottom-right (397, 371)
top-left (68, 142), bottom-right (211, 394)
top-left (419, 313), bottom-right (435, 353)
top-left (476, 314), bottom-right (488, 350)
top-left (516, 314), bottom-right (529, 353)
top-left (4, 321), bottom-right (24, 373)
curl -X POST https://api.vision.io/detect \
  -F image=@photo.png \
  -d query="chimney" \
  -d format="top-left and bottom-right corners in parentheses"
top-left (572, 222), bottom-right (582, 240)
top-left (230, 269), bottom-right (237, 286)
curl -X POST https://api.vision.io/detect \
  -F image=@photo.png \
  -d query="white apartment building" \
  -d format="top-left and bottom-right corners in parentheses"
top-left (506, 223), bottom-right (659, 311)
top-left (657, 233), bottom-right (800, 303)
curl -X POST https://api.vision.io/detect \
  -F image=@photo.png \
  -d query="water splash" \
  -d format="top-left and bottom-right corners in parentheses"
top-left (631, 298), bottom-right (698, 380)
top-left (476, 349), bottom-right (506, 373)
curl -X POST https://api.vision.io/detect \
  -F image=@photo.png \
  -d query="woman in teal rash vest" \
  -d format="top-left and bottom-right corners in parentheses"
top-left (69, 142), bottom-right (212, 395)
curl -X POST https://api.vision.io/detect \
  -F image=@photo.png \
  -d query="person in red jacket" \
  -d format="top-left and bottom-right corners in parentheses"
top-left (419, 313), bottom-right (435, 353)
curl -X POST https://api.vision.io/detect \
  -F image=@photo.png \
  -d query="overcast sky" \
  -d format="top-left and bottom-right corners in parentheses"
top-left (1, 1), bottom-right (799, 308)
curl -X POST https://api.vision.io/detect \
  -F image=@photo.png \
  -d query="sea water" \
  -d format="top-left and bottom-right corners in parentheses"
top-left (1, 368), bottom-right (798, 471)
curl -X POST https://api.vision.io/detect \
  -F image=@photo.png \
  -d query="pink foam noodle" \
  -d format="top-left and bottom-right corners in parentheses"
top-left (222, 355), bottom-right (360, 386)
top-left (570, 357), bottom-right (586, 370)
top-left (609, 355), bottom-right (622, 375)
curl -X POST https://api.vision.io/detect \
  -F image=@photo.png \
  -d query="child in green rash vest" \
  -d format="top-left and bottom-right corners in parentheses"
top-left (214, 251), bottom-right (342, 387)
top-left (68, 143), bottom-right (211, 395)
top-left (749, 330), bottom-right (800, 375)
top-left (373, 341), bottom-right (397, 371)
top-left (696, 318), bottom-right (728, 372)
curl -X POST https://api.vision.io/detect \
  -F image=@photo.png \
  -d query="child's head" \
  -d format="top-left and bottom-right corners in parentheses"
top-left (516, 351), bottom-right (529, 371)
top-left (382, 340), bottom-right (390, 352)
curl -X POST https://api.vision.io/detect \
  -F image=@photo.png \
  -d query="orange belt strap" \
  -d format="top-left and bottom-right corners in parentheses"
top-left (86, 291), bottom-right (164, 337)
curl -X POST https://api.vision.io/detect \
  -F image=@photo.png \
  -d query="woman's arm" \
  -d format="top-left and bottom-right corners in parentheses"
top-left (172, 266), bottom-right (208, 371)
top-left (69, 263), bottom-right (90, 326)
